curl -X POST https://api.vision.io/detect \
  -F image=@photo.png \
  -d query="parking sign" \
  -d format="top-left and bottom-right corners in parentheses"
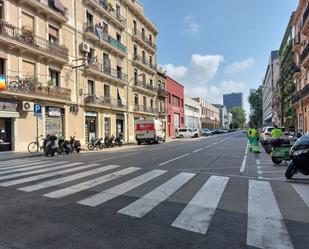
top-left (34, 104), bottom-right (42, 116)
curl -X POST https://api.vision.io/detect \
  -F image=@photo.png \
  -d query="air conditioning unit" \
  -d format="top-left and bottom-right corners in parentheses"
top-left (80, 42), bottom-right (90, 53)
top-left (22, 101), bottom-right (34, 112)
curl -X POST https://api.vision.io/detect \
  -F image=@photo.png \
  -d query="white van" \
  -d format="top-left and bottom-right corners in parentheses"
top-left (135, 119), bottom-right (166, 145)
top-left (175, 128), bottom-right (199, 138)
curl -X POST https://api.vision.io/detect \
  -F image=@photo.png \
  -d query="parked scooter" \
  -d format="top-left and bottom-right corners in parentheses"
top-left (88, 138), bottom-right (104, 150)
top-left (115, 133), bottom-right (124, 147)
top-left (70, 136), bottom-right (81, 153)
top-left (271, 139), bottom-right (291, 165)
top-left (43, 135), bottom-right (58, 157)
top-left (57, 136), bottom-right (71, 155)
top-left (285, 134), bottom-right (309, 179)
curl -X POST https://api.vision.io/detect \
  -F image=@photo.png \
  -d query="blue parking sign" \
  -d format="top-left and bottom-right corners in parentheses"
top-left (34, 104), bottom-right (42, 115)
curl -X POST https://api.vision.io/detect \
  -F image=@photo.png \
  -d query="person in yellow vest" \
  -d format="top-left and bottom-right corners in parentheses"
top-left (251, 124), bottom-right (260, 153)
top-left (247, 124), bottom-right (253, 151)
top-left (271, 125), bottom-right (283, 140)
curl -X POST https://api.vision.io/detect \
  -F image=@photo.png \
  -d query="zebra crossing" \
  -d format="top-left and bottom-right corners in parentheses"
top-left (0, 158), bottom-right (309, 248)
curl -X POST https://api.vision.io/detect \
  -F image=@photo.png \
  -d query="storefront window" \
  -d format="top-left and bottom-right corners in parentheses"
top-left (45, 107), bottom-right (64, 137)
top-left (104, 117), bottom-right (111, 137)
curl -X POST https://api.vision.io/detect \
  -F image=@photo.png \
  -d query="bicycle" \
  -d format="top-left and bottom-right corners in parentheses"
top-left (28, 135), bottom-right (44, 153)
top-left (8, 76), bottom-right (32, 93)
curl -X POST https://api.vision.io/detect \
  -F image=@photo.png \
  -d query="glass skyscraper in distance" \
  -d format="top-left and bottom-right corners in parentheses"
top-left (223, 93), bottom-right (244, 110)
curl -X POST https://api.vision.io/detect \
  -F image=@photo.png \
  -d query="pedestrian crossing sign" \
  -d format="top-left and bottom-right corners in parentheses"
top-left (0, 75), bottom-right (6, 91)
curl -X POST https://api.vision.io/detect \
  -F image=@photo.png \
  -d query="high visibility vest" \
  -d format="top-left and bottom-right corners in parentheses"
top-left (271, 128), bottom-right (282, 139)
top-left (247, 128), bottom-right (253, 137)
top-left (251, 129), bottom-right (258, 137)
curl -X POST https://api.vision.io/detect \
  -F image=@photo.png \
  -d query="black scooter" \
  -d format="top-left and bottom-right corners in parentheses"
top-left (70, 136), bottom-right (81, 153)
top-left (285, 134), bottom-right (309, 179)
top-left (115, 133), bottom-right (124, 147)
top-left (43, 135), bottom-right (58, 157)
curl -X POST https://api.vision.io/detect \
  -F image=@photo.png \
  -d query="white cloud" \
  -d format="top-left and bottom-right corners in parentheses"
top-left (183, 15), bottom-right (201, 35)
top-left (162, 55), bottom-right (247, 105)
top-left (225, 58), bottom-right (255, 74)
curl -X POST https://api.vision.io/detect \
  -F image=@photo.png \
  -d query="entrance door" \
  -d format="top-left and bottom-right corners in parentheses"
top-left (0, 118), bottom-right (12, 152)
top-left (85, 116), bottom-right (97, 143)
top-left (116, 119), bottom-right (124, 137)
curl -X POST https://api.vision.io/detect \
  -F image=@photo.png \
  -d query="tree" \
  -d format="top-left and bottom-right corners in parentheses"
top-left (248, 86), bottom-right (263, 127)
top-left (229, 107), bottom-right (246, 128)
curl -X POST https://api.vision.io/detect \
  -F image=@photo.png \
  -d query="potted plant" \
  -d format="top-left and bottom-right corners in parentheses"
top-left (21, 26), bottom-right (34, 44)
top-left (47, 80), bottom-right (54, 88)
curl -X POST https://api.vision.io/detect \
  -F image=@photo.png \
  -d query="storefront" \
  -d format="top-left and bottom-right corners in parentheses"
top-left (0, 101), bottom-right (19, 152)
top-left (116, 114), bottom-right (124, 137)
top-left (85, 112), bottom-right (97, 143)
top-left (45, 106), bottom-right (64, 137)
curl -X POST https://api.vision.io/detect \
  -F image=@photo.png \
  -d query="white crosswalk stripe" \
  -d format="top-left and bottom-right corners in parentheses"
top-left (44, 167), bottom-right (142, 199)
top-left (18, 165), bottom-right (119, 191)
top-left (171, 175), bottom-right (229, 234)
top-left (0, 163), bottom-right (101, 187)
top-left (0, 161), bottom-right (56, 174)
top-left (118, 172), bottom-right (196, 218)
top-left (0, 159), bottom-right (44, 168)
top-left (292, 184), bottom-right (309, 208)
top-left (78, 169), bottom-right (167, 207)
top-left (247, 180), bottom-right (294, 249)
top-left (0, 162), bottom-right (77, 181)
top-left (0, 159), bottom-right (37, 166)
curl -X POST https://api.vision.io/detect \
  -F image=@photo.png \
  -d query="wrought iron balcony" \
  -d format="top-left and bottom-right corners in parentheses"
top-left (0, 20), bottom-right (68, 63)
top-left (301, 3), bottom-right (309, 35)
top-left (292, 84), bottom-right (309, 104)
top-left (134, 105), bottom-right (158, 114)
top-left (132, 29), bottom-right (156, 52)
top-left (157, 88), bottom-right (168, 98)
top-left (84, 94), bottom-right (126, 110)
top-left (83, 23), bottom-right (127, 55)
top-left (133, 55), bottom-right (157, 74)
top-left (1, 75), bottom-right (71, 101)
top-left (133, 80), bottom-right (157, 95)
top-left (300, 42), bottom-right (309, 67)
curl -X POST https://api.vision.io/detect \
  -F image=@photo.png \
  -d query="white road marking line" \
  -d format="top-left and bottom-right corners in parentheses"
top-left (44, 167), bottom-right (141, 199)
top-left (18, 165), bottom-right (119, 191)
top-left (0, 162), bottom-right (76, 181)
top-left (92, 152), bottom-right (140, 164)
top-left (0, 159), bottom-right (38, 165)
top-left (240, 141), bottom-right (249, 173)
top-left (204, 145), bottom-right (212, 149)
top-left (171, 175), bottom-right (229, 234)
top-left (192, 148), bottom-right (204, 153)
top-left (247, 180), bottom-right (294, 249)
top-left (256, 159), bottom-right (260, 165)
top-left (0, 160), bottom-right (50, 171)
top-left (158, 154), bottom-right (190, 166)
top-left (77, 169), bottom-right (167, 207)
top-left (292, 184), bottom-right (309, 208)
top-left (261, 171), bottom-right (286, 174)
top-left (0, 159), bottom-right (43, 168)
top-left (148, 147), bottom-right (162, 152)
top-left (0, 161), bottom-right (58, 175)
top-left (118, 172), bottom-right (196, 218)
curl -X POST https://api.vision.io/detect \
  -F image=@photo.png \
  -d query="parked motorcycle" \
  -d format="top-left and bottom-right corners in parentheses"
top-left (57, 136), bottom-right (71, 155)
top-left (88, 138), bottom-right (104, 150)
top-left (70, 136), bottom-right (81, 153)
top-left (285, 134), bottom-right (309, 179)
top-left (104, 135), bottom-right (116, 148)
top-left (115, 133), bottom-right (124, 147)
top-left (43, 135), bottom-right (58, 157)
top-left (270, 139), bottom-right (291, 165)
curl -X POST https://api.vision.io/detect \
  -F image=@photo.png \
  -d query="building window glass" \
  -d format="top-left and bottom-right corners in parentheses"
top-left (49, 69), bottom-right (60, 87)
top-left (0, 1), bottom-right (4, 20)
top-left (104, 117), bottom-right (111, 137)
top-left (0, 58), bottom-right (5, 75)
top-left (48, 25), bottom-right (59, 44)
top-left (172, 95), bottom-right (180, 106)
top-left (134, 94), bottom-right (139, 106)
top-left (88, 80), bottom-right (94, 95)
top-left (86, 11), bottom-right (93, 25)
top-left (104, 84), bottom-right (110, 99)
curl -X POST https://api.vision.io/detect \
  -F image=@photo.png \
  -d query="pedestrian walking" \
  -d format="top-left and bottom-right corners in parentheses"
top-left (251, 124), bottom-right (260, 153)
top-left (247, 123), bottom-right (253, 151)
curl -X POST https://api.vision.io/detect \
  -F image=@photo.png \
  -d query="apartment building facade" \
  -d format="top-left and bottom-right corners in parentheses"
top-left (192, 98), bottom-right (220, 129)
top-left (184, 96), bottom-right (201, 130)
top-left (0, 0), bottom-right (167, 151)
top-left (292, 0), bottom-right (309, 133)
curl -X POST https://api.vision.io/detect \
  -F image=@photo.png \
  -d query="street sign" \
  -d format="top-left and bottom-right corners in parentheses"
top-left (34, 104), bottom-right (42, 116)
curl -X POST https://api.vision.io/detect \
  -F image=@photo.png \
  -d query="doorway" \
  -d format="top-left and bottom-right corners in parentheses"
top-left (0, 118), bottom-right (12, 152)
top-left (116, 115), bottom-right (124, 137)
top-left (85, 115), bottom-right (97, 143)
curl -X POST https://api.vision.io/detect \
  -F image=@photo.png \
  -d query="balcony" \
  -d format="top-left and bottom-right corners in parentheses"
top-left (292, 84), bottom-right (309, 104)
top-left (0, 20), bottom-right (68, 65)
top-left (293, 66), bottom-right (301, 79)
top-left (83, 0), bottom-right (126, 30)
top-left (133, 55), bottom-right (157, 75)
top-left (83, 23), bottom-right (127, 57)
top-left (293, 35), bottom-right (301, 54)
top-left (157, 88), bottom-right (168, 99)
top-left (17, 0), bottom-right (68, 24)
top-left (84, 94), bottom-right (126, 110)
top-left (0, 75), bottom-right (71, 102)
top-left (301, 3), bottom-right (309, 36)
top-left (132, 29), bottom-right (156, 53)
top-left (300, 42), bottom-right (309, 67)
top-left (134, 105), bottom-right (158, 115)
top-left (133, 80), bottom-right (157, 96)
top-left (84, 61), bottom-right (128, 86)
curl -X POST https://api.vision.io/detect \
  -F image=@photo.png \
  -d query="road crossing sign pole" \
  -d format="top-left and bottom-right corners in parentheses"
top-left (34, 104), bottom-right (42, 146)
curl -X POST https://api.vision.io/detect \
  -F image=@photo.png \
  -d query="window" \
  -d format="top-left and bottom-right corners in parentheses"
top-left (133, 20), bottom-right (137, 33)
top-left (103, 22), bottom-right (108, 34)
top-left (48, 25), bottom-right (59, 44)
top-left (181, 117), bottom-right (184, 124)
top-left (181, 98), bottom-right (184, 107)
top-left (134, 45), bottom-right (138, 58)
top-left (49, 69), bottom-right (60, 87)
top-left (158, 81), bottom-right (161, 89)
top-left (168, 115), bottom-right (171, 123)
top-left (23, 60), bottom-right (35, 77)
top-left (149, 56), bottom-right (153, 66)
top-left (87, 48), bottom-right (95, 63)
top-left (0, 1), bottom-right (4, 20)
top-left (134, 69), bottom-right (138, 84)
top-left (116, 33), bottom-right (121, 43)
top-left (104, 117), bottom-right (111, 137)
top-left (150, 79), bottom-right (153, 87)
top-left (86, 11), bottom-right (93, 25)
top-left (172, 95), bottom-right (180, 106)
top-left (104, 84), bottom-right (110, 99)
top-left (168, 93), bottom-right (171, 104)
top-left (142, 27), bottom-right (145, 39)
top-left (143, 96), bottom-right (147, 109)
top-left (134, 94), bottom-right (139, 106)
top-left (0, 58), bottom-right (5, 75)
top-left (150, 99), bottom-right (154, 110)
top-left (142, 74), bottom-right (146, 83)
top-left (103, 53), bottom-right (110, 72)
top-left (22, 12), bottom-right (34, 32)
top-left (116, 4), bottom-right (121, 17)
top-left (142, 51), bottom-right (146, 62)
top-left (117, 66), bottom-right (122, 79)
top-left (88, 80), bottom-right (94, 95)
top-left (149, 34), bottom-right (153, 44)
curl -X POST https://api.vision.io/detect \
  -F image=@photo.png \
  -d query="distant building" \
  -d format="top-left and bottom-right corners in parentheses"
top-left (213, 104), bottom-right (229, 128)
top-left (184, 97), bottom-right (201, 129)
top-left (223, 93), bottom-right (243, 110)
top-left (262, 50), bottom-right (280, 126)
top-left (192, 98), bottom-right (220, 129)
top-left (166, 77), bottom-right (185, 138)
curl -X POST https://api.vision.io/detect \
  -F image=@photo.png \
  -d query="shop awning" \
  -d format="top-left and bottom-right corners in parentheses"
top-left (0, 111), bottom-right (20, 118)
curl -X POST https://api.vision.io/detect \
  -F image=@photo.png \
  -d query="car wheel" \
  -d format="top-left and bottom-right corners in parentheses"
top-left (179, 135), bottom-right (184, 138)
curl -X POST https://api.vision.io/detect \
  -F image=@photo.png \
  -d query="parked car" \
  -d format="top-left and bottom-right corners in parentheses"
top-left (175, 128), bottom-right (198, 138)
top-left (260, 126), bottom-right (290, 145)
top-left (135, 119), bottom-right (166, 145)
top-left (201, 128), bottom-right (213, 136)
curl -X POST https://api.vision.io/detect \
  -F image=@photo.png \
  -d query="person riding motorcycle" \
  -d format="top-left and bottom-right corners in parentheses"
top-left (271, 125), bottom-right (283, 140)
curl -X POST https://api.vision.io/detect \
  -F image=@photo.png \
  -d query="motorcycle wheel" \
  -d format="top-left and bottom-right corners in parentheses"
top-left (88, 144), bottom-right (94, 150)
top-left (118, 142), bottom-right (123, 147)
top-left (272, 158), bottom-right (282, 165)
top-left (285, 162), bottom-right (296, 179)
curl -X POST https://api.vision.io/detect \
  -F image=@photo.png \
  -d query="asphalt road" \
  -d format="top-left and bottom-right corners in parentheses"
top-left (0, 132), bottom-right (308, 249)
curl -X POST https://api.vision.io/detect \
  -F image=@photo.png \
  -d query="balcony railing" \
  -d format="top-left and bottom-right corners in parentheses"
top-left (1, 75), bottom-right (71, 101)
top-left (0, 20), bottom-right (68, 60)
top-left (303, 3), bottom-right (309, 28)
top-left (133, 29), bottom-right (156, 50)
top-left (133, 55), bottom-right (157, 71)
top-left (84, 94), bottom-right (126, 109)
top-left (157, 88), bottom-right (168, 98)
top-left (84, 23), bottom-right (127, 54)
top-left (292, 84), bottom-right (309, 104)
top-left (35, 0), bottom-right (68, 18)
top-left (300, 42), bottom-right (309, 64)
top-left (87, 62), bottom-right (128, 82)
top-left (134, 105), bottom-right (158, 114)
top-left (134, 80), bottom-right (157, 92)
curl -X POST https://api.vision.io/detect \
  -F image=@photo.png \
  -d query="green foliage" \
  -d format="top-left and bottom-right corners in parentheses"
top-left (248, 86), bottom-right (263, 127)
top-left (229, 107), bottom-right (246, 128)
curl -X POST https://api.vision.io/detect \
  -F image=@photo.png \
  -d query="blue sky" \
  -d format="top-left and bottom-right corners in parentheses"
top-left (141, 0), bottom-right (298, 113)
